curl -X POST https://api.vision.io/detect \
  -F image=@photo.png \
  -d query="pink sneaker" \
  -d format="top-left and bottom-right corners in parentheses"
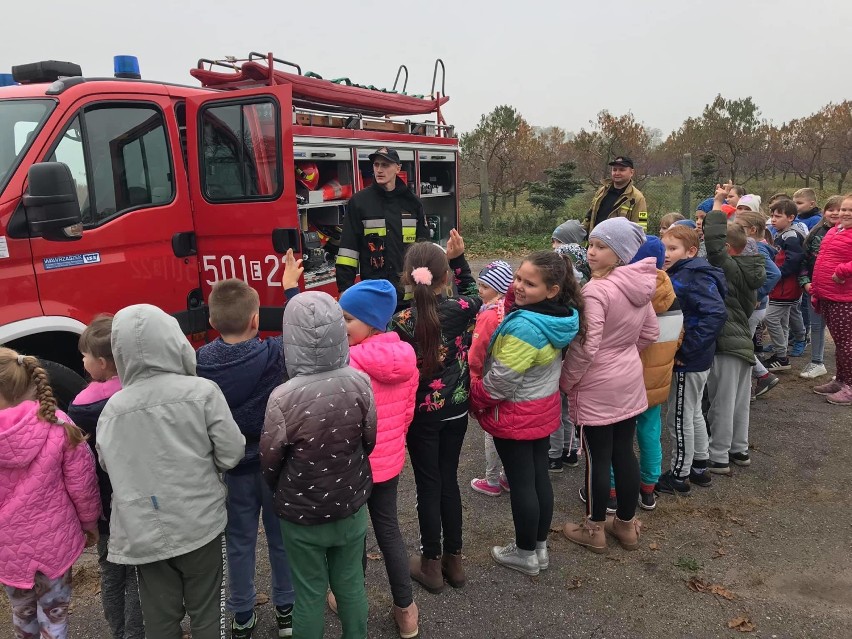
top-left (826, 384), bottom-right (852, 406)
top-left (499, 474), bottom-right (510, 492)
top-left (470, 477), bottom-right (501, 496)
top-left (814, 379), bottom-right (844, 395)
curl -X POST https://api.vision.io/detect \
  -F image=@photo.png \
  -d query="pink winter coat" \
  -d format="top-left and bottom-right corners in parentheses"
top-left (812, 225), bottom-right (852, 304)
top-left (560, 258), bottom-right (659, 427)
top-left (349, 332), bottom-right (418, 483)
top-left (0, 401), bottom-right (100, 588)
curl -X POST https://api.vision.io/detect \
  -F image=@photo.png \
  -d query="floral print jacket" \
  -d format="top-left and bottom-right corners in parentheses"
top-left (391, 254), bottom-right (482, 422)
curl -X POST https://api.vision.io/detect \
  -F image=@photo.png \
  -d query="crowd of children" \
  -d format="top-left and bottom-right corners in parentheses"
top-left (1, 183), bottom-right (850, 639)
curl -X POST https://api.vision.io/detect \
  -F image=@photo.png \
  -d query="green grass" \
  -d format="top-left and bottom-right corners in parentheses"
top-left (458, 173), bottom-right (833, 256)
top-left (675, 556), bottom-right (702, 573)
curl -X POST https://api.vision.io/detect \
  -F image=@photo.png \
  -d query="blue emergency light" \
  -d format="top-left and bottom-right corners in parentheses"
top-left (114, 55), bottom-right (141, 80)
top-left (0, 73), bottom-right (17, 87)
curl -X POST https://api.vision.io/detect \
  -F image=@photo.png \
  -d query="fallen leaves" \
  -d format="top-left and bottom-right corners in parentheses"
top-left (255, 593), bottom-right (270, 606)
top-left (686, 577), bottom-right (736, 600)
top-left (648, 542), bottom-right (660, 551)
top-left (728, 616), bottom-right (756, 632)
top-left (566, 577), bottom-right (582, 590)
top-left (366, 552), bottom-right (383, 561)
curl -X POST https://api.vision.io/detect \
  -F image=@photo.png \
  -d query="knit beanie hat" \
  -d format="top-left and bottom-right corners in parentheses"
top-left (338, 279), bottom-right (397, 331)
top-left (552, 219), bottom-right (587, 245)
top-left (478, 260), bottom-right (513, 295)
top-left (737, 194), bottom-right (762, 213)
top-left (589, 217), bottom-right (646, 265)
top-left (630, 235), bottom-right (665, 269)
top-left (674, 219), bottom-right (697, 229)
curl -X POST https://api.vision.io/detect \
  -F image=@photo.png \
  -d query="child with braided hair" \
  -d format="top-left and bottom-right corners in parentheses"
top-left (0, 348), bottom-right (100, 639)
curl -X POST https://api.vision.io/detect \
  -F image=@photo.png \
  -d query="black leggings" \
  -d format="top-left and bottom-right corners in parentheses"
top-left (582, 417), bottom-right (640, 523)
top-left (493, 436), bottom-right (553, 551)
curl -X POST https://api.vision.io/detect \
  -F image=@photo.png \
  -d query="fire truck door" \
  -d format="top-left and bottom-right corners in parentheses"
top-left (26, 98), bottom-right (201, 328)
top-left (185, 86), bottom-right (299, 330)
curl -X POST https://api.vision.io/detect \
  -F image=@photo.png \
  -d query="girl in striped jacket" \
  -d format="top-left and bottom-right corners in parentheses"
top-left (471, 251), bottom-right (582, 576)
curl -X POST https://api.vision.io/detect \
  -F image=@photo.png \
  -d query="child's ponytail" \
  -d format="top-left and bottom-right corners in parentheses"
top-left (402, 242), bottom-right (450, 380)
top-left (0, 348), bottom-right (86, 447)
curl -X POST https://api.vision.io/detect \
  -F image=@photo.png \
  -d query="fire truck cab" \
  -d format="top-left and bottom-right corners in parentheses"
top-left (0, 55), bottom-right (459, 404)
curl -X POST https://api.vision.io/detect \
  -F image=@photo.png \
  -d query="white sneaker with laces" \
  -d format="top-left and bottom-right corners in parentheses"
top-left (800, 362), bottom-right (828, 379)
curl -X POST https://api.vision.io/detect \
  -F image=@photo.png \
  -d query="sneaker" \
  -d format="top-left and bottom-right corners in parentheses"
top-left (548, 457), bottom-right (563, 473)
top-left (499, 474), bottom-right (511, 493)
top-left (470, 477), bottom-right (501, 496)
top-left (231, 612), bottom-right (257, 639)
top-left (275, 605), bottom-right (293, 638)
top-left (814, 379), bottom-right (843, 395)
top-left (754, 373), bottom-right (779, 398)
top-left (730, 451), bottom-right (751, 466)
top-left (639, 490), bottom-right (656, 511)
top-left (763, 355), bottom-right (791, 371)
top-left (578, 487), bottom-right (617, 514)
top-left (688, 468), bottom-right (712, 487)
top-left (536, 544), bottom-right (549, 570)
top-left (826, 384), bottom-right (852, 406)
top-left (491, 541), bottom-right (540, 576)
top-left (562, 449), bottom-right (579, 467)
top-left (800, 362), bottom-right (828, 379)
top-left (654, 470), bottom-right (690, 496)
top-left (708, 461), bottom-right (731, 475)
top-left (790, 340), bottom-right (807, 357)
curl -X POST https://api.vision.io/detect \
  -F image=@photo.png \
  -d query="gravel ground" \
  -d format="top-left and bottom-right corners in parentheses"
top-left (5, 257), bottom-right (850, 639)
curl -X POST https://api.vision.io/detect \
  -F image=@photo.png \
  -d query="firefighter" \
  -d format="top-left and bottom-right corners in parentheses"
top-left (583, 156), bottom-right (649, 234)
top-left (336, 147), bottom-right (430, 308)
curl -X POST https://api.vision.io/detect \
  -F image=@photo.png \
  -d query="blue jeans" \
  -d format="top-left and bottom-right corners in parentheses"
top-left (800, 293), bottom-right (811, 337)
top-left (810, 305), bottom-right (826, 364)
top-left (225, 469), bottom-right (295, 613)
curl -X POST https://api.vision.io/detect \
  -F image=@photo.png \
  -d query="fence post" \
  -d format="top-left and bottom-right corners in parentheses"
top-left (681, 153), bottom-right (692, 217)
top-left (480, 159), bottom-right (491, 231)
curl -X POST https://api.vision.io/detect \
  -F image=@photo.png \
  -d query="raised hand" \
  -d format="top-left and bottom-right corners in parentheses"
top-left (282, 248), bottom-right (304, 290)
top-left (446, 228), bottom-right (465, 260)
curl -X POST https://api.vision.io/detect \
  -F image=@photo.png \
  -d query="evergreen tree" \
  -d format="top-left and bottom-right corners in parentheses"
top-left (691, 153), bottom-right (718, 200)
top-left (529, 161), bottom-right (584, 214)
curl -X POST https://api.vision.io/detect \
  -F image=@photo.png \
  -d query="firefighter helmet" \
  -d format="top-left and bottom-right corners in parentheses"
top-left (295, 161), bottom-right (320, 190)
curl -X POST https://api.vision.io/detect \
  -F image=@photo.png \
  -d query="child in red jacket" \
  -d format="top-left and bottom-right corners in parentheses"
top-left (811, 195), bottom-right (852, 405)
top-left (468, 261), bottom-right (515, 497)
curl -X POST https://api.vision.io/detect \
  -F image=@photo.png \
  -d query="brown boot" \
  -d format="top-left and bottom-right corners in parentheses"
top-left (562, 519), bottom-right (607, 553)
top-left (441, 552), bottom-right (466, 588)
top-left (393, 602), bottom-right (419, 638)
top-left (605, 515), bottom-right (641, 550)
top-left (409, 555), bottom-right (444, 594)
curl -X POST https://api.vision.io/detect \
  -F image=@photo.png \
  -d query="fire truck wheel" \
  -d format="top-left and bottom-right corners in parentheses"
top-left (38, 360), bottom-right (87, 412)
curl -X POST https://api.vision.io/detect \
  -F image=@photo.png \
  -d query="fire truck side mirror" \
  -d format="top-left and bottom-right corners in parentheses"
top-left (23, 162), bottom-right (83, 241)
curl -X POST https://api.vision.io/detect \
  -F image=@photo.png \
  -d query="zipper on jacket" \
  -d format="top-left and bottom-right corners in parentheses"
top-left (493, 405), bottom-right (499, 423)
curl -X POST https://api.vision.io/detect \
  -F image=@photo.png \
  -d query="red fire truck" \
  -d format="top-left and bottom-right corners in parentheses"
top-left (0, 53), bottom-right (459, 405)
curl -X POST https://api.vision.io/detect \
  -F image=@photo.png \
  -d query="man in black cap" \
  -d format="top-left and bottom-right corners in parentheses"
top-left (583, 156), bottom-right (648, 234)
top-left (336, 147), bottom-right (429, 308)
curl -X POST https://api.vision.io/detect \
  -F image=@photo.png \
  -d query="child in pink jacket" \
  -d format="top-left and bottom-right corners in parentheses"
top-left (339, 279), bottom-right (420, 638)
top-left (0, 348), bottom-right (100, 639)
top-left (559, 219), bottom-right (658, 555)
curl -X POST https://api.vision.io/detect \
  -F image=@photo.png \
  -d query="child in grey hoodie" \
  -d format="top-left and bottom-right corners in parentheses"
top-left (97, 304), bottom-right (245, 639)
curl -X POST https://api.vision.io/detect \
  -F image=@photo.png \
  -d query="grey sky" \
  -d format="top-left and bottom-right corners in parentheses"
top-left (3, 0), bottom-right (847, 136)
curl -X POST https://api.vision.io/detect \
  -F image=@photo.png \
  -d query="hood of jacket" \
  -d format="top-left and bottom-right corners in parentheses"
top-left (112, 304), bottom-right (196, 386)
top-left (667, 257), bottom-right (729, 300)
top-left (606, 258), bottom-right (658, 308)
top-left (196, 337), bottom-right (278, 408)
top-left (0, 401), bottom-right (49, 468)
top-left (349, 332), bottom-right (415, 385)
top-left (508, 306), bottom-right (580, 351)
top-left (282, 292), bottom-right (348, 377)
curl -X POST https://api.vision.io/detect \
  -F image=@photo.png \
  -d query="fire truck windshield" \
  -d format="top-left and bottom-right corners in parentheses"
top-left (0, 99), bottom-right (55, 196)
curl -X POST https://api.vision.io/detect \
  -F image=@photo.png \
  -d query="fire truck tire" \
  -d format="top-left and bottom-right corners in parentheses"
top-left (38, 359), bottom-right (87, 412)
